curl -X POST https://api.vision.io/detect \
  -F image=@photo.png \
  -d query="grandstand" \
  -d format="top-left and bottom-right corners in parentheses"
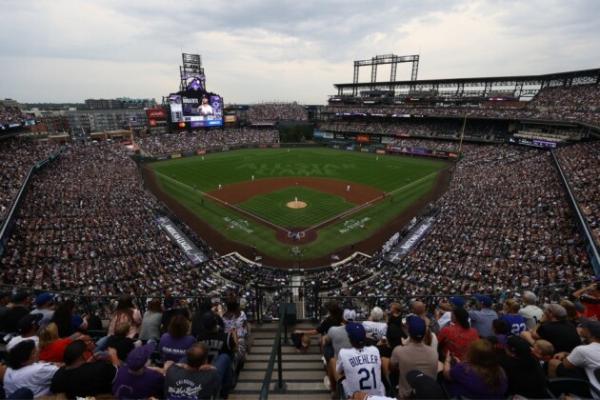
top-left (1, 52), bottom-right (600, 399)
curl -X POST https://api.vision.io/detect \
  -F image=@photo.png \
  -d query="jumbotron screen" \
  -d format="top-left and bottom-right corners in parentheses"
top-left (168, 94), bottom-right (223, 128)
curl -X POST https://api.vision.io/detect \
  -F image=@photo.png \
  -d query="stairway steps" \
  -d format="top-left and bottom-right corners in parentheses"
top-left (238, 370), bottom-right (325, 381)
top-left (234, 381), bottom-right (328, 392)
top-left (250, 346), bottom-right (321, 355)
top-left (244, 360), bottom-right (324, 370)
top-left (247, 353), bottom-right (323, 361)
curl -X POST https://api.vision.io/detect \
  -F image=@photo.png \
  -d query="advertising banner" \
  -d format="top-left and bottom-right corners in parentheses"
top-left (157, 217), bottom-right (206, 265)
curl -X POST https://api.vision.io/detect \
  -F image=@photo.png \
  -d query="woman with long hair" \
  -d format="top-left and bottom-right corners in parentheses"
top-left (443, 338), bottom-right (508, 398)
top-left (222, 295), bottom-right (248, 365)
top-left (107, 295), bottom-right (142, 338)
top-left (158, 314), bottom-right (196, 362)
top-left (438, 307), bottom-right (480, 359)
top-left (50, 300), bottom-right (87, 338)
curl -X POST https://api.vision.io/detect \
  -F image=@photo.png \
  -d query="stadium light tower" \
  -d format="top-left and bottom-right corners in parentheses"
top-left (352, 54), bottom-right (419, 95)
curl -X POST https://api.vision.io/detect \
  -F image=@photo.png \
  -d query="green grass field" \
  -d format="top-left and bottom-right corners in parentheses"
top-left (150, 148), bottom-right (447, 261)
top-left (239, 187), bottom-right (354, 228)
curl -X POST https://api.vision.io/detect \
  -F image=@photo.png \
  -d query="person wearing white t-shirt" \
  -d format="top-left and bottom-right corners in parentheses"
top-left (3, 339), bottom-right (58, 398)
top-left (519, 291), bottom-right (544, 330)
top-left (362, 307), bottom-right (387, 343)
top-left (6, 314), bottom-right (42, 351)
top-left (560, 319), bottom-right (600, 399)
top-left (336, 323), bottom-right (385, 398)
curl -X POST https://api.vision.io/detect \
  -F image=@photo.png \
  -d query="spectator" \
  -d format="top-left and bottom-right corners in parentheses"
top-left (573, 279), bottom-right (600, 320)
top-left (522, 303), bottom-right (581, 353)
top-left (112, 342), bottom-right (164, 400)
top-left (159, 315), bottom-right (196, 363)
top-left (443, 339), bottom-right (508, 399)
top-left (50, 300), bottom-right (86, 338)
top-left (1, 292), bottom-right (31, 334)
top-left (38, 323), bottom-right (77, 363)
top-left (106, 322), bottom-right (137, 362)
top-left (139, 298), bottom-right (163, 342)
top-left (29, 292), bottom-right (55, 327)
top-left (50, 340), bottom-right (119, 399)
top-left (336, 322), bottom-right (385, 398)
top-left (499, 336), bottom-right (548, 398)
top-left (548, 318), bottom-right (600, 395)
top-left (469, 295), bottom-right (498, 338)
top-left (164, 343), bottom-right (221, 400)
top-left (363, 307), bottom-right (387, 342)
top-left (519, 291), bottom-right (544, 330)
top-left (3, 340), bottom-right (58, 398)
top-left (500, 299), bottom-right (528, 336)
top-left (6, 314), bottom-right (42, 351)
top-left (108, 295), bottom-right (142, 339)
top-left (390, 316), bottom-right (439, 398)
top-left (438, 307), bottom-right (479, 359)
top-left (437, 296), bottom-right (464, 329)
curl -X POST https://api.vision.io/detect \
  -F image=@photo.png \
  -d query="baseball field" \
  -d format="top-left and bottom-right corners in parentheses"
top-left (144, 147), bottom-right (449, 266)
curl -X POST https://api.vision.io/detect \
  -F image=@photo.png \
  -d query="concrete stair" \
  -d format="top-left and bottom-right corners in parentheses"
top-left (229, 321), bottom-right (330, 400)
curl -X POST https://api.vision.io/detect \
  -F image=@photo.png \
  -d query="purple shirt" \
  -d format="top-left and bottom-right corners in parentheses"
top-left (448, 362), bottom-right (508, 399)
top-left (159, 334), bottom-right (196, 362)
top-left (112, 366), bottom-right (164, 399)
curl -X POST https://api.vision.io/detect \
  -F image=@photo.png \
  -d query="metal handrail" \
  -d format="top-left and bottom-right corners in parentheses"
top-left (259, 305), bottom-right (287, 400)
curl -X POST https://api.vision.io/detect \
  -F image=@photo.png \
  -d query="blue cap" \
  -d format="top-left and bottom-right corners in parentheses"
top-left (345, 322), bottom-right (366, 344)
top-left (406, 316), bottom-right (426, 340)
top-left (35, 292), bottom-right (54, 307)
top-left (475, 295), bottom-right (493, 307)
top-left (449, 296), bottom-right (465, 308)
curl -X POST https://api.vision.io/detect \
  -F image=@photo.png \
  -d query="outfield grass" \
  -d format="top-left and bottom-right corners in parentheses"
top-left (151, 148), bottom-right (446, 261)
top-left (238, 186), bottom-right (354, 228)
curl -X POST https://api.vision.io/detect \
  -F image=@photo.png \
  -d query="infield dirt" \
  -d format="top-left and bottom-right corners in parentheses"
top-left (142, 165), bottom-right (452, 269)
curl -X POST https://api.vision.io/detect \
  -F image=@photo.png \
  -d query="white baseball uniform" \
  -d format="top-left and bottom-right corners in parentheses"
top-left (336, 346), bottom-right (384, 397)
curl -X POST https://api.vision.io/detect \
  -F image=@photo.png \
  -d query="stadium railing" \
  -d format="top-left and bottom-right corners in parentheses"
top-left (551, 149), bottom-right (600, 274)
top-left (259, 304), bottom-right (288, 400)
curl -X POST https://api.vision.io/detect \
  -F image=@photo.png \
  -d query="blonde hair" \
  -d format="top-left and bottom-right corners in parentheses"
top-left (38, 323), bottom-right (60, 349)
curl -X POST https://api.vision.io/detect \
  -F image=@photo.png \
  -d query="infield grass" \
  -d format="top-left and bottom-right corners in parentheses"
top-left (150, 148), bottom-right (446, 261)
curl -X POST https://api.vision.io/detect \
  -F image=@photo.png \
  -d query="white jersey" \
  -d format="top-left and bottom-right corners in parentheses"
top-left (336, 346), bottom-right (384, 397)
top-left (362, 321), bottom-right (387, 341)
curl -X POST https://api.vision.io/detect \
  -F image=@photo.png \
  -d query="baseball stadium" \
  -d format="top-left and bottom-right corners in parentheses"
top-left (2, 2), bottom-right (600, 399)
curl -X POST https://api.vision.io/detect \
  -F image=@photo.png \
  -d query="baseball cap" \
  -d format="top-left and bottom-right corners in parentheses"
top-left (406, 316), bottom-right (426, 341)
top-left (345, 322), bottom-right (366, 344)
top-left (475, 294), bottom-right (493, 308)
top-left (343, 309), bottom-right (356, 322)
top-left (449, 296), bottom-right (465, 308)
top-left (126, 342), bottom-right (156, 370)
top-left (544, 303), bottom-right (567, 319)
top-left (35, 292), bottom-right (54, 307)
top-left (580, 319), bottom-right (600, 339)
top-left (17, 313), bottom-right (42, 334)
top-left (406, 370), bottom-right (446, 398)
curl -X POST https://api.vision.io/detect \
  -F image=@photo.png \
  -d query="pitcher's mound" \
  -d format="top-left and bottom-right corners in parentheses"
top-left (286, 200), bottom-right (307, 209)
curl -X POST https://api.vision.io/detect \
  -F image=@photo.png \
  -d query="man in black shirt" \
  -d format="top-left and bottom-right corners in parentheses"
top-left (1, 292), bottom-right (31, 334)
top-left (164, 343), bottom-right (220, 400)
top-left (51, 340), bottom-right (119, 399)
top-left (522, 303), bottom-right (581, 353)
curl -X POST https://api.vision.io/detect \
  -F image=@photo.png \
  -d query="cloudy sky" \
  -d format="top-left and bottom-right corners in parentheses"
top-left (0, 0), bottom-right (599, 104)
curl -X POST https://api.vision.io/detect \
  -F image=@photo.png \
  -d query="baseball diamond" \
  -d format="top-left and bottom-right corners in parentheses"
top-left (144, 147), bottom-right (450, 267)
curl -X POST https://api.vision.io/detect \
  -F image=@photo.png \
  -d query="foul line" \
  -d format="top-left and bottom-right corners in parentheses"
top-left (301, 170), bottom-right (439, 234)
top-left (154, 171), bottom-right (292, 234)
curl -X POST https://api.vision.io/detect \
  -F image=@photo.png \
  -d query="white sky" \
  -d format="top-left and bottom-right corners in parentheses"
top-left (0, 0), bottom-right (599, 104)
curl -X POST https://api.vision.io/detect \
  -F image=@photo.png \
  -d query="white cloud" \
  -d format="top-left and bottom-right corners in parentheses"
top-left (0, 0), bottom-right (598, 104)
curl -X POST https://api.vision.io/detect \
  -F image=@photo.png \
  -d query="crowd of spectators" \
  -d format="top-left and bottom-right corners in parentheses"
top-left (247, 102), bottom-right (308, 123)
top-left (324, 83), bottom-right (600, 126)
top-left (0, 291), bottom-right (249, 399)
top-left (0, 104), bottom-right (31, 128)
top-left (137, 129), bottom-right (279, 156)
top-left (316, 145), bottom-right (591, 304)
top-left (0, 138), bottom-right (59, 225)
top-left (295, 286), bottom-right (600, 399)
top-left (556, 141), bottom-right (600, 244)
top-left (320, 119), bottom-right (506, 141)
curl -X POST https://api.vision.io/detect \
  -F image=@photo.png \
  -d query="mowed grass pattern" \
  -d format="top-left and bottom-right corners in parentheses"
top-left (151, 147), bottom-right (445, 192)
top-left (151, 148), bottom-right (447, 260)
top-left (238, 187), bottom-right (354, 228)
